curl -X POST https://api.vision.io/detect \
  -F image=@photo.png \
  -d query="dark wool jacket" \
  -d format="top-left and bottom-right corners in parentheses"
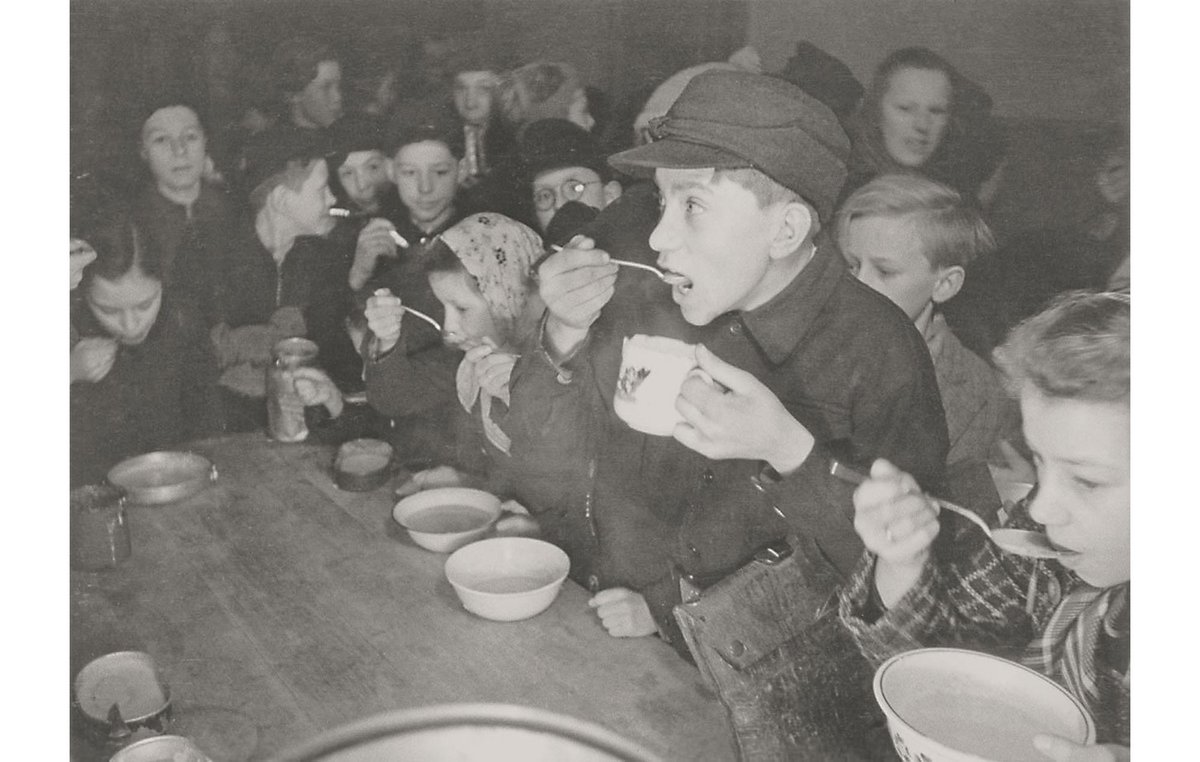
top-left (506, 187), bottom-right (949, 657)
top-left (70, 299), bottom-right (224, 487)
top-left (128, 181), bottom-right (237, 326)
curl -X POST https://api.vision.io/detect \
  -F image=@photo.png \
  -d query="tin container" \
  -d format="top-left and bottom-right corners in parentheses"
top-left (71, 484), bottom-right (131, 570)
top-left (267, 337), bottom-right (319, 442)
top-left (73, 651), bottom-right (173, 749)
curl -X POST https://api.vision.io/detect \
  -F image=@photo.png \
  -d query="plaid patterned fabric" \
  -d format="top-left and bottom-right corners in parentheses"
top-left (839, 500), bottom-right (1130, 745)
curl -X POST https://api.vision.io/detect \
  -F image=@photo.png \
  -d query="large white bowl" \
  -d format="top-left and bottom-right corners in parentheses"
top-left (444, 537), bottom-right (570, 622)
top-left (274, 703), bottom-right (662, 761)
top-left (874, 648), bottom-right (1095, 762)
top-left (393, 488), bottom-right (502, 553)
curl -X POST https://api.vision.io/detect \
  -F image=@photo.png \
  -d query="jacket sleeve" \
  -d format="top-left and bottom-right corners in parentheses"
top-left (761, 336), bottom-right (949, 578)
top-left (838, 520), bottom-right (1049, 668)
top-left (362, 331), bottom-right (460, 419)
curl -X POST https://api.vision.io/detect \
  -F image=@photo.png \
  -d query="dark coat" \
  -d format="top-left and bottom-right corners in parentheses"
top-left (71, 298), bottom-right (224, 487)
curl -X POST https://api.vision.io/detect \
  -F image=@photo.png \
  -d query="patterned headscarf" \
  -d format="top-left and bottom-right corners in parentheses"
top-left (439, 213), bottom-right (542, 343)
top-left (439, 213), bottom-right (543, 455)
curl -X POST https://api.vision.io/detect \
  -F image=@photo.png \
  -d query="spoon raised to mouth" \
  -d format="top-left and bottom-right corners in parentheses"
top-left (828, 460), bottom-right (1075, 560)
top-left (543, 244), bottom-right (676, 283)
top-left (371, 289), bottom-right (442, 332)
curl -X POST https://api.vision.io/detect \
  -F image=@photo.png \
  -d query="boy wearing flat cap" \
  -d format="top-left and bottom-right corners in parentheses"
top-left (508, 70), bottom-right (948, 655)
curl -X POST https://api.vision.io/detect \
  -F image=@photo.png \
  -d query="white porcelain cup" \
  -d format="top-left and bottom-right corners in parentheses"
top-left (613, 334), bottom-right (709, 436)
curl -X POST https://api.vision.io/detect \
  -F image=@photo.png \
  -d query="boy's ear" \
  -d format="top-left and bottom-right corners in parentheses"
top-left (385, 157), bottom-right (396, 183)
top-left (602, 181), bottom-right (623, 207)
top-left (263, 184), bottom-right (293, 220)
top-left (931, 265), bottom-right (966, 304)
top-left (767, 200), bottom-right (814, 261)
top-left (456, 157), bottom-right (469, 186)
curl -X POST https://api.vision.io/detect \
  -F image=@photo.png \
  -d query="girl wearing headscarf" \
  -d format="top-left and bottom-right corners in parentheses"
top-left (292, 214), bottom-right (547, 493)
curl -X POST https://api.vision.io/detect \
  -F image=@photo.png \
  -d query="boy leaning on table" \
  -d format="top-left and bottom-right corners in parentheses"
top-left (509, 69), bottom-right (948, 653)
top-left (839, 291), bottom-right (1130, 759)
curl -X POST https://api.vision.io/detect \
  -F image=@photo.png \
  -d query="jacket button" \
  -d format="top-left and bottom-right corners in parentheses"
top-left (587, 574), bottom-right (600, 593)
top-left (687, 543), bottom-right (701, 557)
top-left (728, 322), bottom-right (742, 336)
top-left (701, 468), bottom-right (714, 484)
top-left (729, 640), bottom-right (746, 657)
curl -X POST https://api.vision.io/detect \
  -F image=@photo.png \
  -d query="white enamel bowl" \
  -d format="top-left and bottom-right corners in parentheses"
top-left (392, 488), bottom-right (501, 553)
top-left (874, 648), bottom-right (1095, 762)
top-left (444, 537), bottom-right (570, 622)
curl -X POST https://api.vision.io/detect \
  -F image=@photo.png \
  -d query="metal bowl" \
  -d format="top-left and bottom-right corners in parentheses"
top-left (107, 451), bottom-right (217, 505)
top-left (275, 703), bottom-right (662, 761)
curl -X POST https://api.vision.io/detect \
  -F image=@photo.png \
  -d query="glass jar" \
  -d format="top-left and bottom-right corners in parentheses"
top-left (266, 337), bottom-right (319, 442)
top-left (70, 484), bottom-right (130, 570)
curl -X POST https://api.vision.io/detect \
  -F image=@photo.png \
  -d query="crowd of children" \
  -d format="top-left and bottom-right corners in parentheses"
top-left (70, 30), bottom-right (1130, 759)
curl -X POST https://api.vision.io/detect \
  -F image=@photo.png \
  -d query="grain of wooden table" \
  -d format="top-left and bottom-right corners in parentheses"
top-left (70, 433), bottom-right (734, 761)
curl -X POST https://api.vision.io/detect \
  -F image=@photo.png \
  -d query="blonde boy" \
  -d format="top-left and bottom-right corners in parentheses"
top-left (835, 174), bottom-right (1008, 465)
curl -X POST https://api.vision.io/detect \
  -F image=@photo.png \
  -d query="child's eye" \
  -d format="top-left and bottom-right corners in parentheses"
top-left (684, 198), bottom-right (703, 215)
top-left (1072, 476), bottom-right (1101, 491)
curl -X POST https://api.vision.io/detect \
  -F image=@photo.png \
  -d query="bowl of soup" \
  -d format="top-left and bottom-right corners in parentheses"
top-left (393, 488), bottom-right (502, 553)
top-left (874, 648), bottom-right (1095, 762)
top-left (444, 537), bottom-right (570, 622)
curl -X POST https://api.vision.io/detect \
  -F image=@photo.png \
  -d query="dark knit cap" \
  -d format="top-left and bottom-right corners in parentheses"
top-left (609, 70), bottom-right (850, 222)
top-left (774, 41), bottom-right (864, 125)
top-left (325, 114), bottom-right (389, 168)
top-left (519, 118), bottom-right (609, 182)
top-left (243, 125), bottom-right (329, 200)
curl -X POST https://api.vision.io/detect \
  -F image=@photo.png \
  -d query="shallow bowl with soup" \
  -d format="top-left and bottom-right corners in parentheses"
top-left (874, 647), bottom-right (1095, 762)
top-left (392, 488), bottom-right (502, 553)
top-left (444, 537), bottom-right (570, 622)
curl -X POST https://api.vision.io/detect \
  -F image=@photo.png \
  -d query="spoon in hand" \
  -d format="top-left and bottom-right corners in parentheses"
top-left (372, 289), bottom-right (441, 332)
top-left (828, 460), bottom-right (1075, 560)
top-left (544, 244), bottom-right (679, 283)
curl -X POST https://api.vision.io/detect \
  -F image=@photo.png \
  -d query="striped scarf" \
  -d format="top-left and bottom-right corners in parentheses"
top-left (1022, 582), bottom-right (1129, 719)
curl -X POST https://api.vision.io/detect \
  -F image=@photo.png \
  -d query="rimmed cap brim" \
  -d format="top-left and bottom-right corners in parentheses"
top-left (608, 139), bottom-right (750, 177)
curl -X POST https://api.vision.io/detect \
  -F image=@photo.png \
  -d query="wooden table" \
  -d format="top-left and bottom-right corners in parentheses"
top-left (71, 433), bottom-right (734, 761)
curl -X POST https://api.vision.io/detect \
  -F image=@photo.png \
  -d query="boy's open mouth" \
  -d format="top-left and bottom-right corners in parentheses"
top-left (661, 270), bottom-right (692, 293)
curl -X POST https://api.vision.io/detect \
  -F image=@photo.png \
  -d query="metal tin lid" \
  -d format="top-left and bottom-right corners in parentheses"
top-left (272, 336), bottom-right (319, 362)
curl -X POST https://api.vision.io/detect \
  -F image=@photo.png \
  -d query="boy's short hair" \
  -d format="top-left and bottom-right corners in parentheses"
top-left (609, 69), bottom-right (849, 222)
top-left (834, 174), bottom-right (996, 269)
top-left (272, 36), bottom-right (337, 98)
top-left (993, 290), bottom-right (1130, 403)
top-left (389, 117), bottom-right (464, 159)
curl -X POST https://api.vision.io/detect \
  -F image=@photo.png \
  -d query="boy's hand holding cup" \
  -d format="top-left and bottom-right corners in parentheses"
top-left (364, 288), bottom-right (405, 355)
top-left (537, 235), bottom-right (618, 357)
top-left (673, 344), bottom-right (815, 472)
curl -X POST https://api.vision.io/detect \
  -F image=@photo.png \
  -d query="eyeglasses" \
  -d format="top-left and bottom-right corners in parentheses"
top-left (532, 179), bottom-right (603, 211)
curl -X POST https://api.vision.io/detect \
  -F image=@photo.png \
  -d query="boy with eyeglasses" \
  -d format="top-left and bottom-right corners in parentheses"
top-left (519, 118), bottom-right (623, 234)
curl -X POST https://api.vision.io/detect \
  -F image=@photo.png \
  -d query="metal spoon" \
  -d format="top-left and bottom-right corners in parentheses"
top-left (370, 289), bottom-right (442, 333)
top-left (828, 460), bottom-right (1075, 560)
top-left (545, 244), bottom-right (677, 283)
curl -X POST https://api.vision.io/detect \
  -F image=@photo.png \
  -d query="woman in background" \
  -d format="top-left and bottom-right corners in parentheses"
top-left (843, 47), bottom-right (1005, 203)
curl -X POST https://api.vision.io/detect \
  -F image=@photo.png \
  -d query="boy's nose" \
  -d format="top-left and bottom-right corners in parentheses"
top-left (1026, 482), bottom-right (1067, 527)
top-left (647, 210), bottom-right (680, 254)
top-left (171, 138), bottom-right (186, 156)
top-left (418, 173), bottom-right (433, 194)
